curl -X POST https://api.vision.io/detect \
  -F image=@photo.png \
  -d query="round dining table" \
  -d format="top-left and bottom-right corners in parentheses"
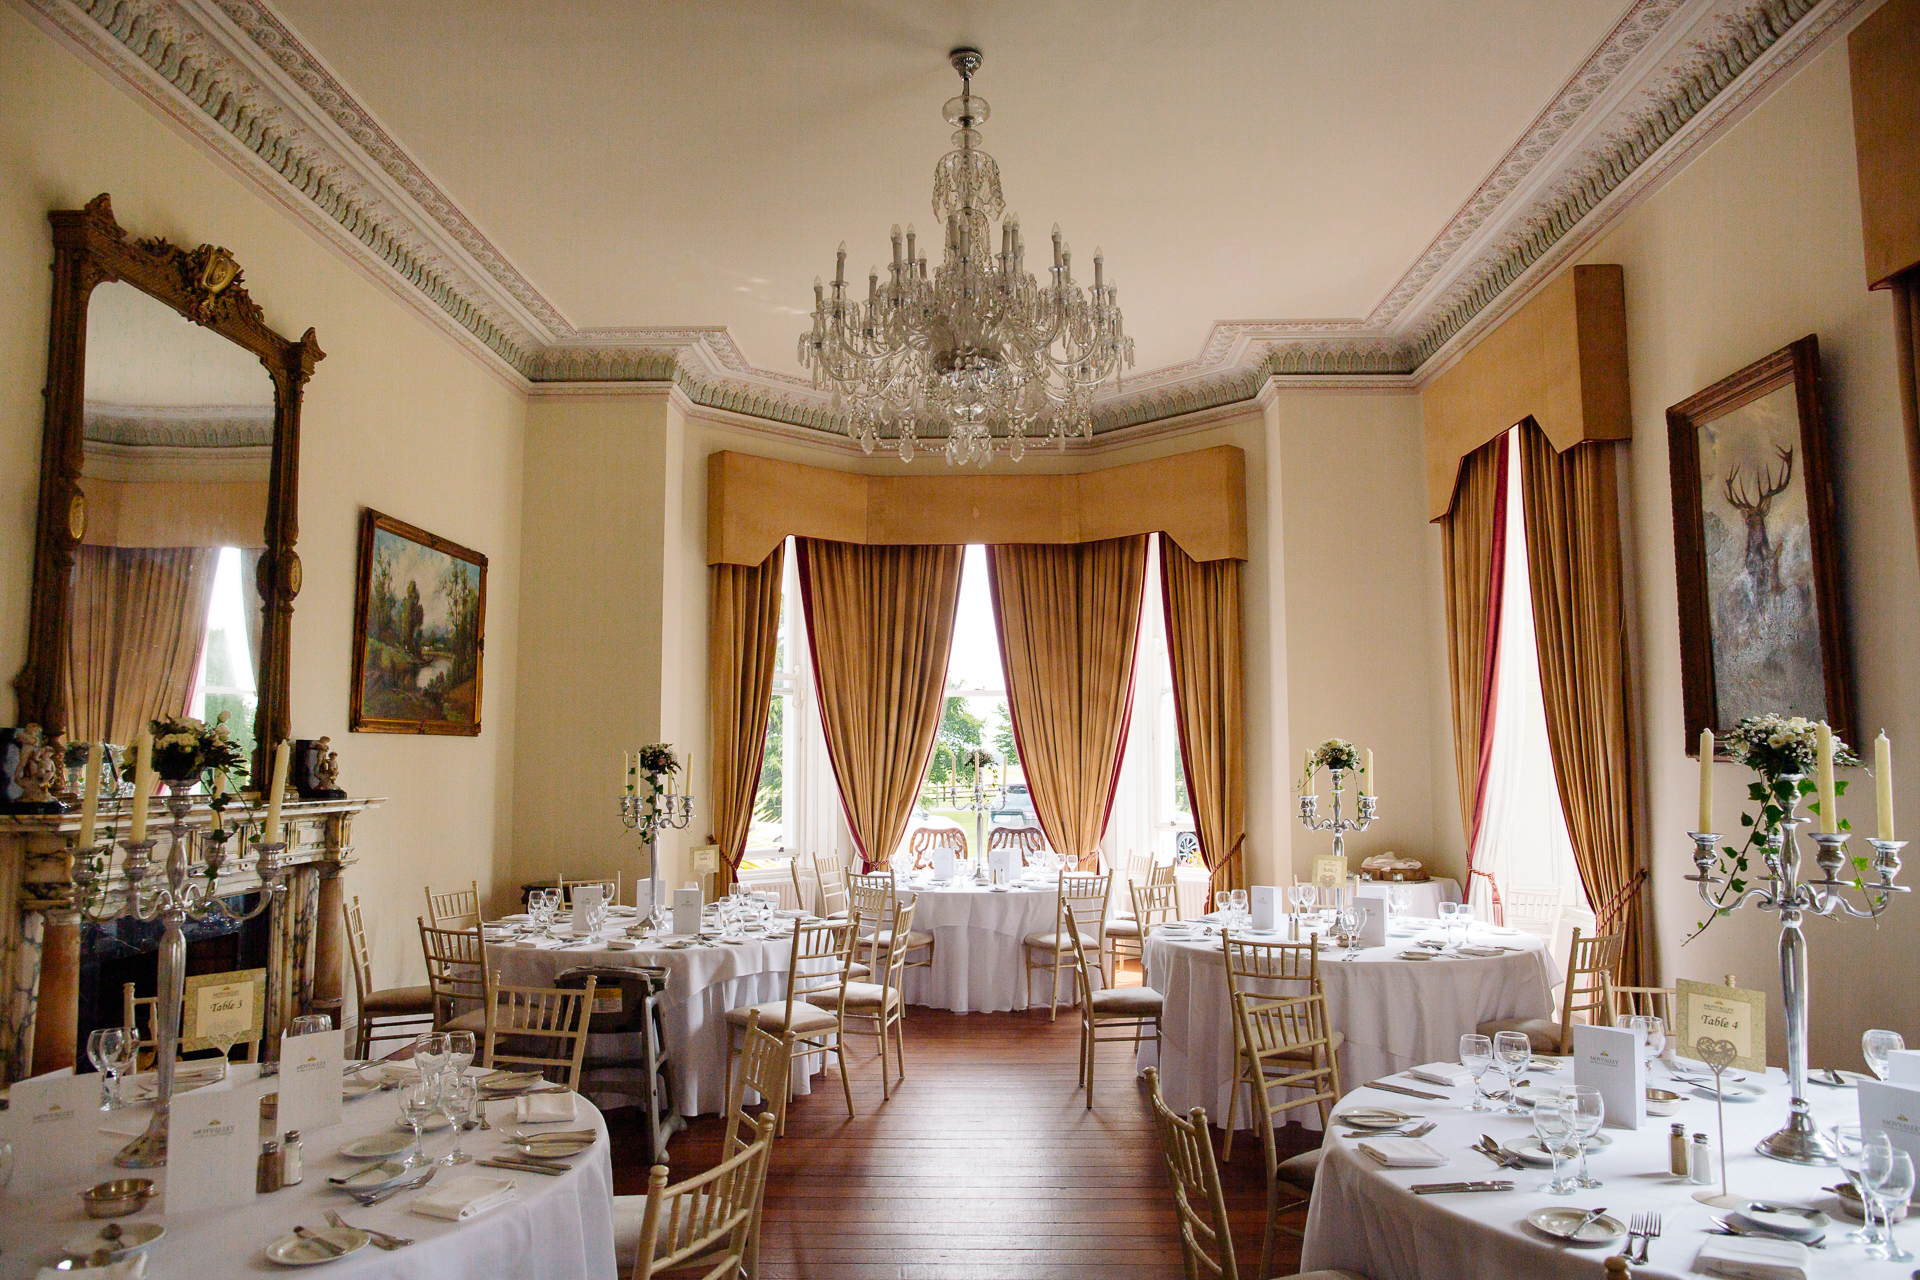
top-left (1301, 1061), bottom-right (1906, 1279)
top-left (0, 1066), bottom-right (616, 1278)
top-left (1138, 917), bottom-right (1557, 1130)
top-left (895, 874), bottom-right (1062, 1013)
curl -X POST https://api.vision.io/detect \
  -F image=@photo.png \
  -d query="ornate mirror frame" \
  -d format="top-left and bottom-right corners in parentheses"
top-left (13, 194), bottom-right (323, 777)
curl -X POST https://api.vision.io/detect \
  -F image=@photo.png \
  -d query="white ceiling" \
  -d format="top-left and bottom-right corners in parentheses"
top-left (269, 0), bottom-right (1629, 378)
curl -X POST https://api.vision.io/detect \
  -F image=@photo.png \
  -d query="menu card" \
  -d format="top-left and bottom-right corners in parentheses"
top-left (1356, 903), bottom-right (1386, 948)
top-left (672, 885), bottom-right (702, 935)
top-left (277, 1027), bottom-right (344, 1134)
top-left (1250, 886), bottom-right (1277, 931)
top-left (988, 848), bottom-right (1020, 883)
top-left (1885, 1049), bottom-right (1920, 1085)
top-left (1573, 1022), bottom-right (1646, 1130)
top-left (165, 1077), bottom-right (258, 1213)
top-left (933, 849), bottom-right (956, 881)
top-left (0, 1071), bottom-right (96, 1191)
top-left (569, 883), bottom-right (604, 932)
top-left (1860, 1080), bottom-right (1920, 1171)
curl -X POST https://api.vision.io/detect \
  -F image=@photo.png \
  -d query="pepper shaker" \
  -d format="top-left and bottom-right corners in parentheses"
top-left (257, 1139), bottom-right (282, 1193)
top-left (1668, 1121), bottom-right (1689, 1177)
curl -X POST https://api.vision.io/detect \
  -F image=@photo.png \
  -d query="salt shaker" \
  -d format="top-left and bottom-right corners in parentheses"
top-left (280, 1129), bottom-right (303, 1186)
top-left (1687, 1132), bottom-right (1713, 1185)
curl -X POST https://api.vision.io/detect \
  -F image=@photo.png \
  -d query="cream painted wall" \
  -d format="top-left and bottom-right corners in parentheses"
top-left (1574, 41), bottom-right (1918, 1068)
top-left (0, 11), bottom-right (527, 997)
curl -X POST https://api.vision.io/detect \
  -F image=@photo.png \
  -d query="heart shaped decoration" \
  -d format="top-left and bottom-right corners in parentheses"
top-left (1695, 1036), bottom-right (1739, 1071)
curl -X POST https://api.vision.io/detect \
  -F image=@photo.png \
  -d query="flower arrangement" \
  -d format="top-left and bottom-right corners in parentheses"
top-left (126, 713), bottom-right (249, 787)
top-left (1299, 738), bottom-right (1362, 790)
top-left (635, 743), bottom-right (679, 791)
top-left (1720, 713), bottom-right (1859, 781)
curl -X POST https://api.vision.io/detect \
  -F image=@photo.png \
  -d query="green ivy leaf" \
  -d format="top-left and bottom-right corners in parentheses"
top-left (1797, 778), bottom-right (1818, 795)
top-left (1836, 779), bottom-right (1851, 796)
top-left (1808, 800), bottom-right (1823, 816)
top-left (1853, 855), bottom-right (1871, 872)
top-left (1749, 782), bottom-right (1767, 802)
top-left (1839, 818), bottom-right (1852, 832)
top-left (1740, 812), bottom-right (1754, 827)
top-left (1729, 878), bottom-right (1747, 893)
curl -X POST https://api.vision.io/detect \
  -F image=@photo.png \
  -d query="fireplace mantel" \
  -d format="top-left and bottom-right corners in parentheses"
top-left (0, 796), bottom-right (383, 1081)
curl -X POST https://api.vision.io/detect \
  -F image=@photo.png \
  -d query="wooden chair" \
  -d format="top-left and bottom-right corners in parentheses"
top-left (1504, 883), bottom-right (1566, 942)
top-left (1478, 926), bottom-right (1626, 1054)
top-left (907, 825), bottom-right (967, 869)
top-left (1604, 978), bottom-right (1678, 1028)
top-left (817, 897), bottom-right (917, 1103)
top-left (561, 875), bottom-right (621, 908)
top-left (345, 895), bottom-right (434, 1059)
top-left (811, 850), bottom-right (850, 920)
top-left (723, 918), bottom-right (856, 1133)
top-left (1145, 1066), bottom-right (1240, 1280)
top-left (1220, 932), bottom-right (1344, 1280)
top-left (480, 972), bottom-right (595, 1089)
top-left (422, 880), bottom-right (480, 930)
top-left (1065, 904), bottom-right (1161, 1109)
top-left (1023, 872), bottom-right (1111, 1021)
top-left (1107, 878), bottom-right (1181, 977)
top-left (123, 978), bottom-right (263, 1068)
top-left (849, 869), bottom-right (933, 976)
top-left (625, 1111), bottom-right (778, 1280)
top-left (419, 918), bottom-right (492, 1036)
top-left (988, 825), bottom-right (1048, 865)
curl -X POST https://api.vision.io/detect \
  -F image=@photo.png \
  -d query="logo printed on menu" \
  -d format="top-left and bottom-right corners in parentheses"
top-left (192, 1117), bottom-right (236, 1138)
top-left (31, 1102), bottom-right (75, 1126)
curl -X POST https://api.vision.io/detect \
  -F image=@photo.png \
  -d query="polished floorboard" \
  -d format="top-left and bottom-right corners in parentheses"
top-left (605, 981), bottom-right (1320, 1280)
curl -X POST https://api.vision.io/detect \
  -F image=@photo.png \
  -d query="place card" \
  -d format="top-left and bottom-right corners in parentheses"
top-left (672, 886), bottom-right (702, 935)
top-left (276, 1027), bottom-right (344, 1134)
top-left (933, 849), bottom-right (956, 881)
top-left (570, 883), bottom-right (604, 932)
top-left (0, 1071), bottom-right (97, 1192)
top-left (165, 1078), bottom-right (258, 1213)
top-left (1573, 1022), bottom-right (1646, 1130)
top-left (1250, 886), bottom-right (1277, 931)
top-left (1859, 1079), bottom-right (1920, 1171)
top-left (1675, 978), bottom-right (1767, 1072)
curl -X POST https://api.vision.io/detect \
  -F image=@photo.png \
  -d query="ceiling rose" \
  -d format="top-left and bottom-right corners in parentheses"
top-left (798, 48), bottom-right (1133, 465)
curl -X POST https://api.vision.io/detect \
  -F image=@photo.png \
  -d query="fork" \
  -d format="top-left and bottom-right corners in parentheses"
top-left (350, 1168), bottom-right (435, 1206)
top-left (1637, 1211), bottom-right (1660, 1264)
top-left (1343, 1120), bottom-right (1436, 1139)
top-left (324, 1209), bottom-right (411, 1251)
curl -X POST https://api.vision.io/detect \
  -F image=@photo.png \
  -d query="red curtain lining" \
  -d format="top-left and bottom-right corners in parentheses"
top-left (1465, 437), bottom-right (1510, 924)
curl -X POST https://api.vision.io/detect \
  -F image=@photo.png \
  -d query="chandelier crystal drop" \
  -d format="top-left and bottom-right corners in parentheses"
top-left (798, 48), bottom-right (1133, 465)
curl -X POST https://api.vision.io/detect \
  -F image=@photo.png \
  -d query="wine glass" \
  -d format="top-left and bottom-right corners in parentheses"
top-left (1560, 1084), bottom-right (1606, 1188)
top-left (1460, 1033), bottom-right (1495, 1112)
top-left (398, 1078), bottom-right (438, 1167)
top-left (437, 1075), bottom-right (476, 1166)
top-left (87, 1027), bottom-right (133, 1111)
top-left (1493, 1031), bottom-right (1532, 1113)
top-left (1865, 1029), bottom-right (1906, 1080)
top-left (1337, 906), bottom-right (1362, 959)
top-left (1834, 1123), bottom-right (1883, 1244)
top-left (446, 1029), bottom-right (476, 1076)
top-left (1624, 1015), bottom-right (1666, 1078)
top-left (1387, 883), bottom-right (1413, 929)
top-left (289, 1013), bottom-right (331, 1037)
top-left (414, 1031), bottom-right (451, 1081)
top-left (1436, 901), bottom-right (1458, 946)
top-left (1532, 1098), bottom-right (1579, 1195)
top-left (1869, 1144), bottom-right (1916, 1262)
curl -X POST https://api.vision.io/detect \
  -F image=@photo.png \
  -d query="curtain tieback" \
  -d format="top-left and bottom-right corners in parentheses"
top-left (1592, 868), bottom-right (1648, 934)
top-left (1467, 867), bottom-right (1506, 926)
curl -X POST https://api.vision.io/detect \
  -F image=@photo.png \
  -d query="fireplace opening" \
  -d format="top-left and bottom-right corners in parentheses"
top-left (76, 892), bottom-right (271, 1069)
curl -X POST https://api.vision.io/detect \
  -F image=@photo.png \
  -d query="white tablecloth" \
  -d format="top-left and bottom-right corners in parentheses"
top-left (1302, 1063), bottom-right (1908, 1279)
top-left (488, 923), bottom-right (806, 1116)
top-left (1139, 920), bottom-right (1555, 1130)
top-left (0, 1068), bottom-right (616, 1279)
top-left (1356, 877), bottom-right (1462, 918)
top-left (896, 878), bottom-right (1062, 1013)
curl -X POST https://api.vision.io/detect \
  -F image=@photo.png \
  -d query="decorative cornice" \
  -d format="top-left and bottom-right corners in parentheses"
top-left (83, 400), bottom-right (275, 447)
top-left (19, 0), bottom-right (1867, 444)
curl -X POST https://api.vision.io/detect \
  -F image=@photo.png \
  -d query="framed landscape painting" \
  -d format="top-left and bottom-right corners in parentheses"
top-left (350, 509), bottom-right (487, 735)
top-left (1665, 335), bottom-right (1853, 755)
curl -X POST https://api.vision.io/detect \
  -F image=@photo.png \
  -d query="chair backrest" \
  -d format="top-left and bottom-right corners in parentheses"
top-left (1604, 979), bottom-right (1678, 1028)
top-left (1130, 880), bottom-right (1181, 932)
top-left (1222, 933), bottom-right (1320, 989)
top-left (482, 972), bottom-right (595, 1089)
top-left (812, 850), bottom-right (849, 918)
top-left (561, 876), bottom-right (621, 909)
top-left (861, 898), bottom-right (918, 993)
top-left (633, 1112), bottom-right (778, 1279)
top-left (1148, 860), bottom-right (1176, 889)
top-left (907, 827), bottom-right (967, 869)
top-left (1227, 976), bottom-right (1342, 1125)
top-left (345, 894), bottom-right (376, 1006)
top-left (848, 871), bottom-right (896, 926)
top-left (1058, 872), bottom-right (1111, 938)
top-left (1123, 850), bottom-right (1154, 892)
top-left (988, 825), bottom-right (1048, 864)
top-left (1144, 1067), bottom-right (1238, 1280)
top-left (423, 880), bottom-right (480, 930)
top-left (419, 918), bottom-right (491, 1027)
top-left (781, 919), bottom-right (854, 1020)
top-left (725, 1009), bottom-right (796, 1157)
top-left (1504, 883), bottom-right (1566, 937)
top-left (1555, 928), bottom-right (1626, 1049)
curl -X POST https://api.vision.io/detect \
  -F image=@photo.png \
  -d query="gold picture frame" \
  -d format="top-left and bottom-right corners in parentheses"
top-left (1675, 977), bottom-right (1768, 1073)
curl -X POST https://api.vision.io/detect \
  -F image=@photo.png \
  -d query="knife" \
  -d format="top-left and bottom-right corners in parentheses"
top-left (479, 1157), bottom-right (566, 1177)
top-left (1411, 1181), bottom-right (1515, 1194)
top-left (1363, 1080), bottom-right (1448, 1101)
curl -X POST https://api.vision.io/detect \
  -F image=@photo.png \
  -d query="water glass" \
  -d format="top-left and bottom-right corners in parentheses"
top-left (1865, 1028), bottom-right (1906, 1081)
top-left (398, 1078), bottom-right (437, 1167)
top-left (1387, 883), bottom-right (1414, 924)
top-left (1460, 1033), bottom-right (1495, 1112)
top-left (446, 1030), bottom-right (476, 1075)
top-left (1560, 1085), bottom-right (1606, 1188)
top-left (86, 1026), bottom-right (135, 1111)
top-left (1869, 1143), bottom-right (1916, 1262)
top-left (1532, 1099), bottom-right (1579, 1194)
top-left (1338, 906), bottom-right (1362, 959)
top-left (1493, 1030), bottom-right (1532, 1112)
top-left (289, 1014), bottom-right (331, 1037)
top-left (1834, 1123), bottom-right (1883, 1244)
top-left (414, 1031), bottom-right (451, 1081)
top-left (438, 1075), bottom-right (476, 1166)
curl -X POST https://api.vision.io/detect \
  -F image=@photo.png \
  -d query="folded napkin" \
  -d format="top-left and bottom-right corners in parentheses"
top-left (1357, 1137), bottom-right (1448, 1168)
top-left (39, 1257), bottom-right (145, 1280)
top-left (97, 1108), bottom-right (154, 1138)
top-left (1456, 945), bottom-right (1504, 957)
top-left (409, 1173), bottom-right (518, 1222)
top-left (516, 1090), bottom-right (578, 1123)
top-left (1405, 1063), bottom-right (1471, 1087)
top-left (1693, 1237), bottom-right (1810, 1280)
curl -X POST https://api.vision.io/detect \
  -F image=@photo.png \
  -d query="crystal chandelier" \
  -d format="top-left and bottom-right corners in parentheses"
top-left (798, 48), bottom-right (1133, 465)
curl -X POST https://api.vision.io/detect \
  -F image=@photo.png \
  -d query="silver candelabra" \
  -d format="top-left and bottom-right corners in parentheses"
top-left (71, 782), bottom-right (288, 1167)
top-left (620, 783), bottom-right (694, 914)
top-left (1299, 768), bottom-right (1378, 864)
top-left (1686, 775), bottom-right (1906, 1164)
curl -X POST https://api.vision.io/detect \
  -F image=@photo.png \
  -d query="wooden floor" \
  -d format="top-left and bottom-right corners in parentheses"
top-left (605, 997), bottom-right (1320, 1279)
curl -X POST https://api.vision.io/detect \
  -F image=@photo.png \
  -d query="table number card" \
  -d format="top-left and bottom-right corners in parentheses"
top-left (182, 968), bottom-right (265, 1057)
top-left (276, 1026), bottom-right (344, 1134)
top-left (165, 1079), bottom-right (258, 1213)
top-left (1675, 978), bottom-right (1767, 1072)
top-left (0, 1072), bottom-right (98, 1191)
top-left (1859, 1080), bottom-right (1920, 1171)
top-left (1250, 886), bottom-right (1277, 931)
top-left (1573, 1022), bottom-right (1646, 1130)
top-left (1311, 856), bottom-right (1347, 902)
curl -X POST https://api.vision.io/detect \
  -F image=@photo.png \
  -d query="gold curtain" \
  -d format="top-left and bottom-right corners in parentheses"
top-left (66, 546), bottom-right (219, 745)
top-left (1895, 270), bottom-right (1920, 562)
top-left (1439, 437), bottom-right (1509, 913)
top-left (796, 539), bottom-right (962, 871)
top-left (1517, 422), bottom-right (1648, 985)
top-left (1159, 535), bottom-right (1247, 891)
top-left (986, 536), bottom-right (1149, 869)
top-left (707, 543), bottom-right (785, 894)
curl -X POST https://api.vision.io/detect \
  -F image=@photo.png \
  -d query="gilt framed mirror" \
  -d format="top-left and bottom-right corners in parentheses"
top-left (13, 194), bottom-right (322, 786)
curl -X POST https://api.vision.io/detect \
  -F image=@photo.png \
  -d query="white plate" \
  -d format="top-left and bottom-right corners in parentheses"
top-left (62, 1223), bottom-right (165, 1261)
top-left (1729, 1206), bottom-right (1830, 1241)
top-left (339, 1132), bottom-right (415, 1160)
top-left (1526, 1207), bottom-right (1625, 1248)
top-left (394, 1113), bottom-right (453, 1132)
top-left (1332, 1108), bottom-right (1412, 1129)
top-left (1500, 1132), bottom-right (1612, 1165)
top-left (330, 1159), bottom-right (419, 1191)
top-left (341, 1078), bottom-right (382, 1101)
top-left (265, 1227), bottom-right (370, 1266)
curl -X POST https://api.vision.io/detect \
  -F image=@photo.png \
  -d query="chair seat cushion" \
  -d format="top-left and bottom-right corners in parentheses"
top-left (1277, 1146), bottom-right (1323, 1192)
top-left (868, 930), bottom-right (933, 950)
top-left (816, 982), bottom-right (901, 1012)
top-left (844, 962), bottom-right (871, 980)
top-left (1023, 930), bottom-right (1099, 951)
top-left (1252, 1028), bottom-right (1345, 1063)
top-left (444, 1008), bottom-right (490, 1034)
top-left (612, 1193), bottom-right (716, 1269)
top-left (1089, 985), bottom-right (1163, 1016)
top-left (363, 985), bottom-right (435, 1015)
top-left (1476, 1016), bottom-right (1563, 1054)
top-left (725, 999), bottom-right (840, 1034)
top-left (1103, 918), bottom-right (1142, 939)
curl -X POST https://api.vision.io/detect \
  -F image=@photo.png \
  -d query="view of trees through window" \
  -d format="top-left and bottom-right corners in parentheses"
top-left (188, 546), bottom-right (259, 766)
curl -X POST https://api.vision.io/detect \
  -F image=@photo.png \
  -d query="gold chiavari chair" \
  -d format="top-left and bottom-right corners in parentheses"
top-left (817, 897), bottom-right (916, 1101)
top-left (481, 972), bottom-right (595, 1089)
top-left (724, 918), bottom-right (856, 1132)
top-left (627, 1112), bottom-right (778, 1280)
top-left (345, 896), bottom-right (434, 1059)
top-left (811, 850), bottom-right (851, 920)
top-left (419, 918), bottom-right (492, 1036)
top-left (1604, 977), bottom-right (1678, 1028)
top-left (423, 879), bottom-right (481, 930)
top-left (1478, 927), bottom-right (1626, 1054)
top-left (849, 869), bottom-right (933, 977)
top-left (1107, 878), bottom-right (1181, 977)
top-left (1145, 1066), bottom-right (1239, 1280)
top-left (1023, 872), bottom-right (1111, 1021)
top-left (1064, 904), bottom-right (1161, 1109)
top-left (1221, 932), bottom-right (1344, 1280)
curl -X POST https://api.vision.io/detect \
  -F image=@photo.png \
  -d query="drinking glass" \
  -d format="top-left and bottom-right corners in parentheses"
top-left (1623, 1015), bottom-right (1665, 1078)
top-left (414, 1031), bottom-right (451, 1081)
top-left (87, 1027), bottom-right (133, 1111)
top-left (0, 1139), bottom-right (13, 1193)
top-left (1387, 883), bottom-right (1413, 927)
top-left (1460, 1033), bottom-right (1495, 1112)
top-left (1834, 1123), bottom-right (1883, 1244)
top-left (437, 1075), bottom-right (476, 1166)
top-left (398, 1078), bottom-right (437, 1167)
top-left (105, 1028), bottom-right (139, 1104)
top-left (1532, 1099), bottom-right (1579, 1195)
top-left (1869, 1145), bottom-right (1916, 1262)
top-left (446, 1030), bottom-right (476, 1076)
top-left (1865, 1029), bottom-right (1907, 1081)
top-left (1493, 1031), bottom-right (1532, 1113)
top-left (289, 1013), bottom-right (331, 1036)
top-left (1560, 1085), bottom-right (1606, 1188)
top-left (1338, 906), bottom-right (1361, 959)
